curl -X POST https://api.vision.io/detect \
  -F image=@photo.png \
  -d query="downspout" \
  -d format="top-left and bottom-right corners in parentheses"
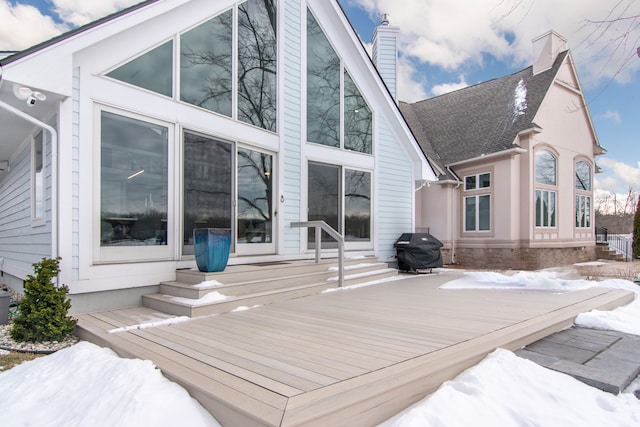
top-left (0, 75), bottom-right (59, 264)
top-left (446, 166), bottom-right (462, 264)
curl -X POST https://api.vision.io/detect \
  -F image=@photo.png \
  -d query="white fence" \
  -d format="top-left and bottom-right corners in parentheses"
top-left (596, 230), bottom-right (633, 261)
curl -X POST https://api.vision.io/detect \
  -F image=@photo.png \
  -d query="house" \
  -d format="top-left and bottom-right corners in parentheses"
top-left (0, 0), bottom-right (436, 313)
top-left (402, 31), bottom-right (605, 270)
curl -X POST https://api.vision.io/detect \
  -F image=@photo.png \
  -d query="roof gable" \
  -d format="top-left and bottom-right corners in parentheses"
top-left (403, 51), bottom-right (569, 172)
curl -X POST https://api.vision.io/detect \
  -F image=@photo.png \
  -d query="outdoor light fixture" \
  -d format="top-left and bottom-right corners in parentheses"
top-left (13, 84), bottom-right (46, 107)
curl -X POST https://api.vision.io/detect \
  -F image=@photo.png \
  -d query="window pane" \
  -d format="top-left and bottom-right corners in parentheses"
top-left (344, 71), bottom-right (372, 153)
top-left (543, 191), bottom-right (549, 226)
top-left (238, 0), bottom-right (277, 131)
top-left (575, 161), bottom-right (591, 191)
top-left (536, 150), bottom-right (556, 185)
top-left (465, 176), bottom-right (476, 191)
top-left (183, 132), bottom-right (232, 250)
top-left (33, 131), bottom-right (44, 219)
top-left (479, 195), bottom-right (490, 231)
top-left (345, 170), bottom-right (371, 241)
top-left (465, 197), bottom-right (476, 231)
top-left (101, 112), bottom-right (168, 246)
top-left (479, 173), bottom-right (491, 188)
top-left (308, 162), bottom-right (341, 247)
top-left (550, 191), bottom-right (556, 227)
top-left (536, 190), bottom-right (542, 227)
top-left (586, 197), bottom-right (591, 227)
top-left (307, 10), bottom-right (340, 147)
top-left (107, 41), bottom-right (173, 97)
top-left (180, 11), bottom-right (233, 116)
top-left (237, 148), bottom-right (272, 244)
top-left (576, 195), bottom-right (580, 227)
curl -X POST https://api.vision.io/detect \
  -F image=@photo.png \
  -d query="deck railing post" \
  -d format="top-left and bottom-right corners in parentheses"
top-left (315, 227), bottom-right (322, 264)
top-left (291, 221), bottom-right (345, 287)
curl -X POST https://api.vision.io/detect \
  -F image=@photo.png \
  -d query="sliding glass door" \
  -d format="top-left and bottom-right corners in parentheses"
top-left (182, 132), bottom-right (233, 256)
top-left (236, 147), bottom-right (275, 255)
top-left (182, 132), bottom-right (275, 257)
top-left (307, 162), bottom-right (371, 250)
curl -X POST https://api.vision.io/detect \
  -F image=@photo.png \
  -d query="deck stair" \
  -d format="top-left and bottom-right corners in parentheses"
top-left (596, 243), bottom-right (627, 262)
top-left (142, 258), bottom-right (396, 317)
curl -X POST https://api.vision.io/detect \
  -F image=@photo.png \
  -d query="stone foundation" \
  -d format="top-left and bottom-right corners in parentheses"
top-left (441, 246), bottom-right (598, 270)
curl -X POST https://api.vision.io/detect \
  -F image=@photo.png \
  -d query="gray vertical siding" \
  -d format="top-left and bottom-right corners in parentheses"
top-left (282, 0), bottom-right (303, 254)
top-left (376, 116), bottom-right (413, 259)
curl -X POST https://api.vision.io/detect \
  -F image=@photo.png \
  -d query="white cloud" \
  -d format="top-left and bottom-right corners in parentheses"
top-left (51, 0), bottom-right (141, 26)
top-left (430, 75), bottom-right (468, 96)
top-left (594, 175), bottom-right (618, 193)
top-left (597, 157), bottom-right (640, 191)
top-left (397, 56), bottom-right (429, 102)
top-left (352, 0), bottom-right (640, 87)
top-left (0, 1), bottom-right (66, 50)
top-left (0, 0), bottom-right (141, 50)
top-left (601, 110), bottom-right (622, 125)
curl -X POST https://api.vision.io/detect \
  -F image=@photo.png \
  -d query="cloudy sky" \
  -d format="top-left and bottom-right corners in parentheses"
top-left (1, 0), bottom-right (639, 211)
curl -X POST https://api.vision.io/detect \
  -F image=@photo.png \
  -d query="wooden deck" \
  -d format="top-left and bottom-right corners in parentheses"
top-left (75, 272), bottom-right (634, 426)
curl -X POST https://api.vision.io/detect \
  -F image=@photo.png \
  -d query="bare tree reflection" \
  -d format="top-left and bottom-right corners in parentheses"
top-left (307, 10), bottom-right (341, 146)
top-left (180, 1), bottom-right (277, 131)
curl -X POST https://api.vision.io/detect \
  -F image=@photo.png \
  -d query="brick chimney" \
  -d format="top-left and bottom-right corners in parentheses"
top-left (532, 31), bottom-right (567, 75)
top-left (371, 13), bottom-right (400, 101)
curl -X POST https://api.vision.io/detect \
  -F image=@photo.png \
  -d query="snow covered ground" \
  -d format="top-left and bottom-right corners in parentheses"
top-left (1, 267), bottom-right (639, 426)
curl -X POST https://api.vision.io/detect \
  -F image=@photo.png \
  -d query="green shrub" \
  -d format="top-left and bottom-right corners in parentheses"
top-left (9, 257), bottom-right (76, 342)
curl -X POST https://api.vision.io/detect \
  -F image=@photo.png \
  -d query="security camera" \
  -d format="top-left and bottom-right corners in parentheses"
top-left (26, 95), bottom-right (37, 106)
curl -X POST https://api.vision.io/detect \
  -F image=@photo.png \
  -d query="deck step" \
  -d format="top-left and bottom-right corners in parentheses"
top-left (142, 259), bottom-right (397, 317)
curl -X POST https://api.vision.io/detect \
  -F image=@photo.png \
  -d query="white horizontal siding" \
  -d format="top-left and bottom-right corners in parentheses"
top-left (72, 67), bottom-right (81, 279)
top-left (376, 36), bottom-right (397, 97)
top-left (0, 132), bottom-right (52, 278)
top-left (282, 0), bottom-right (303, 254)
top-left (376, 116), bottom-right (413, 259)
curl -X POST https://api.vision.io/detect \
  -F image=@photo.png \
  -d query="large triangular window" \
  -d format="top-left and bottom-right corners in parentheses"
top-left (107, 40), bottom-right (173, 97)
top-left (104, 1), bottom-right (277, 132)
top-left (180, 10), bottom-right (233, 117)
top-left (307, 9), bottom-right (372, 154)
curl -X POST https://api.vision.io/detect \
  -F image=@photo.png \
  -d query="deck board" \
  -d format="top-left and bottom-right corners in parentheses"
top-left (75, 272), bottom-right (634, 426)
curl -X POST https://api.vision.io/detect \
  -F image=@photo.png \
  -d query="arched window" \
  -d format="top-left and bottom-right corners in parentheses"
top-left (575, 161), bottom-right (592, 228)
top-left (535, 150), bottom-right (557, 228)
top-left (535, 150), bottom-right (556, 185)
top-left (575, 161), bottom-right (591, 191)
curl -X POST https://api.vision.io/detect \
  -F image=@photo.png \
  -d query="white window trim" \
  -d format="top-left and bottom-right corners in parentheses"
top-left (464, 194), bottom-right (491, 232)
top-left (31, 130), bottom-right (46, 227)
top-left (93, 105), bottom-right (175, 264)
top-left (575, 194), bottom-right (592, 228)
top-left (535, 189), bottom-right (557, 228)
top-left (464, 172), bottom-right (491, 191)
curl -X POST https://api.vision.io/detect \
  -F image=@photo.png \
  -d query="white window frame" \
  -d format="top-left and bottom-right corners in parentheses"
top-left (575, 194), bottom-right (591, 228)
top-left (93, 106), bottom-right (175, 263)
top-left (575, 160), bottom-right (592, 229)
top-left (464, 194), bottom-right (491, 232)
top-left (535, 189), bottom-right (557, 228)
top-left (31, 130), bottom-right (46, 226)
top-left (464, 172), bottom-right (491, 191)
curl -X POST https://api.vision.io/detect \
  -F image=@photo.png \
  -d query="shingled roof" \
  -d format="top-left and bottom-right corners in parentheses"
top-left (400, 50), bottom-right (569, 178)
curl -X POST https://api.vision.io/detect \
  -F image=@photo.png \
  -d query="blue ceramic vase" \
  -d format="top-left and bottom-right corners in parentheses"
top-left (193, 228), bottom-right (231, 272)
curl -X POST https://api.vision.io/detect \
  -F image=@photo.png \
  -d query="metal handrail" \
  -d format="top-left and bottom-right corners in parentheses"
top-left (291, 221), bottom-right (344, 287)
top-left (595, 226), bottom-right (633, 261)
